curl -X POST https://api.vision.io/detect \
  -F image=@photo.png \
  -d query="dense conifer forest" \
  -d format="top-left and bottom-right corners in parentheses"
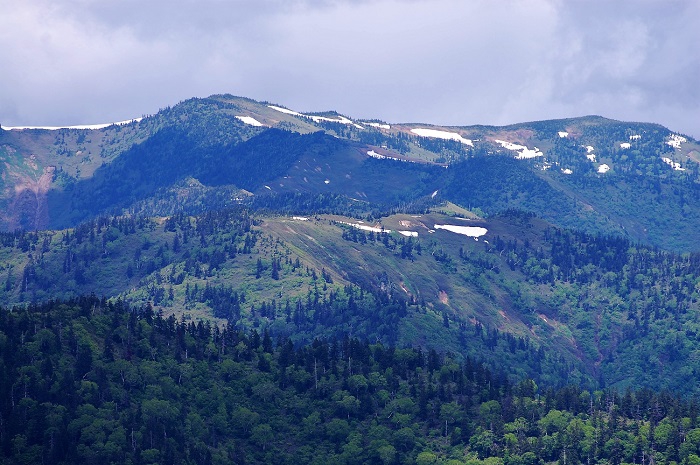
top-left (4, 297), bottom-right (700, 465)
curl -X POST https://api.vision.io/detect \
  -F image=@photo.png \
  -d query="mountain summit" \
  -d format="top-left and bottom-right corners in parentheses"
top-left (2, 94), bottom-right (698, 251)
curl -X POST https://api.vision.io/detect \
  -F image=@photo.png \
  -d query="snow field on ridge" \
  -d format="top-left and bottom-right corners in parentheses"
top-left (3, 118), bottom-right (143, 131)
top-left (410, 128), bottom-right (474, 146)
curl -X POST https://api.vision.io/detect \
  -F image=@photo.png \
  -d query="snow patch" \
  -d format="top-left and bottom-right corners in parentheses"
top-left (558, 131), bottom-right (569, 138)
top-left (293, 216), bottom-right (309, 221)
top-left (586, 154), bottom-right (597, 162)
top-left (585, 146), bottom-right (595, 153)
top-left (268, 105), bottom-right (354, 125)
top-left (411, 128), bottom-right (474, 146)
top-left (339, 221), bottom-right (388, 233)
top-left (324, 180), bottom-right (330, 184)
top-left (667, 134), bottom-right (687, 149)
top-left (367, 122), bottom-right (391, 130)
top-left (398, 231), bottom-right (418, 237)
top-left (629, 134), bottom-right (641, 140)
top-left (661, 157), bottom-right (685, 171)
top-left (494, 140), bottom-right (543, 159)
top-left (598, 164), bottom-right (610, 174)
top-left (434, 224), bottom-right (488, 238)
top-left (620, 142), bottom-right (631, 149)
top-left (3, 118), bottom-right (142, 131)
top-left (235, 116), bottom-right (263, 127)
top-left (431, 190), bottom-right (438, 198)
top-left (367, 150), bottom-right (412, 163)
top-left (267, 105), bottom-right (300, 116)
top-left (561, 168), bottom-right (573, 175)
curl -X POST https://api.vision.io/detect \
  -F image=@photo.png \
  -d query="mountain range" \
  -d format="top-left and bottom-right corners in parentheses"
top-left (2, 94), bottom-right (699, 250)
top-left (4, 94), bottom-right (700, 464)
top-left (3, 94), bottom-right (700, 393)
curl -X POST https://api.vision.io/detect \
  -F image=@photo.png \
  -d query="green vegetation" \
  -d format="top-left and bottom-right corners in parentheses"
top-left (5, 96), bottom-right (700, 464)
top-left (0, 209), bottom-right (568, 387)
top-left (6, 207), bottom-right (700, 396)
top-left (3, 297), bottom-right (700, 465)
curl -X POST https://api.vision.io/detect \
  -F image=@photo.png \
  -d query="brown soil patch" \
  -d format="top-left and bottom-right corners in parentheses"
top-left (5, 166), bottom-right (54, 230)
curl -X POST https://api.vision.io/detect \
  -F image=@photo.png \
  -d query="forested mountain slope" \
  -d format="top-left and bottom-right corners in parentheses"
top-left (2, 297), bottom-right (700, 465)
top-left (3, 94), bottom-right (700, 464)
top-left (2, 207), bottom-right (700, 395)
top-left (2, 94), bottom-right (700, 250)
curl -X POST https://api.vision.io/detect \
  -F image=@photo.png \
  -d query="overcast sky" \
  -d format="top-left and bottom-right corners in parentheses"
top-left (1, 0), bottom-right (698, 138)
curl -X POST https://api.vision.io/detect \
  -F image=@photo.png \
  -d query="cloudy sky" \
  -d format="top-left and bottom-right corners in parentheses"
top-left (1, 0), bottom-right (698, 137)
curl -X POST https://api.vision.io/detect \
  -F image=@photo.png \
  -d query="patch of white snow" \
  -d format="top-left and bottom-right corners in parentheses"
top-left (661, 157), bottom-right (685, 171)
top-left (434, 224), bottom-right (488, 238)
top-left (585, 146), bottom-right (595, 153)
top-left (586, 154), bottom-right (597, 162)
top-left (268, 105), bottom-right (301, 116)
top-left (494, 140), bottom-right (543, 159)
top-left (324, 180), bottom-right (330, 184)
top-left (666, 134), bottom-right (687, 149)
top-left (366, 150), bottom-right (410, 163)
top-left (235, 116), bottom-right (264, 127)
top-left (293, 216), bottom-right (309, 221)
top-left (558, 131), bottom-right (569, 138)
top-left (332, 116), bottom-right (353, 125)
top-left (620, 143), bottom-right (631, 149)
top-left (431, 190), bottom-right (438, 198)
top-left (268, 105), bottom-right (355, 125)
top-left (340, 221), bottom-right (388, 233)
top-left (3, 118), bottom-right (143, 131)
top-left (561, 168), bottom-right (573, 175)
top-left (630, 134), bottom-right (641, 140)
top-left (367, 122), bottom-right (391, 129)
top-left (398, 231), bottom-right (418, 237)
top-left (598, 164), bottom-right (610, 174)
top-left (411, 128), bottom-right (474, 146)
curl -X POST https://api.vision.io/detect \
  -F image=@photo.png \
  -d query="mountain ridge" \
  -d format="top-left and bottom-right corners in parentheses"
top-left (8, 94), bottom-right (700, 465)
top-left (4, 204), bottom-right (700, 394)
top-left (3, 94), bottom-right (699, 249)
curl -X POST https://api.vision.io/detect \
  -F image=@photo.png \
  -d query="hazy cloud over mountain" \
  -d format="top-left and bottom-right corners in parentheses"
top-left (1, 0), bottom-right (698, 137)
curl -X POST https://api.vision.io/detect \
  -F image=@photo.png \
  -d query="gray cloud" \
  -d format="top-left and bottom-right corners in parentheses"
top-left (1, 0), bottom-right (697, 137)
